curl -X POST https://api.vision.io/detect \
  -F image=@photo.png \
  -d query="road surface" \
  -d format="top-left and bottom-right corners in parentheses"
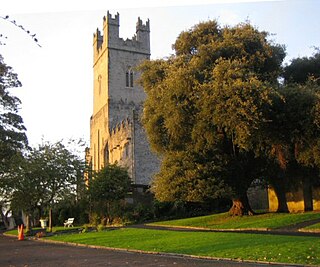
top-left (0, 234), bottom-right (301, 267)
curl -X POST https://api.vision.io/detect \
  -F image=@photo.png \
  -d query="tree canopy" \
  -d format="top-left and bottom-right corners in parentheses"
top-left (0, 55), bottom-right (28, 175)
top-left (0, 54), bottom-right (28, 228)
top-left (88, 164), bottom-right (131, 224)
top-left (9, 140), bottom-right (86, 228)
top-left (283, 50), bottom-right (320, 85)
top-left (138, 20), bottom-right (286, 215)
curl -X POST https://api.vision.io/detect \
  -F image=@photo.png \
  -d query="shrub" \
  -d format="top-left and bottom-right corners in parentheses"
top-left (97, 224), bottom-right (105, 232)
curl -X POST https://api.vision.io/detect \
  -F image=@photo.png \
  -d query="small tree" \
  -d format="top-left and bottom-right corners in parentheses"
top-left (89, 164), bottom-right (131, 225)
top-left (10, 140), bottom-right (86, 231)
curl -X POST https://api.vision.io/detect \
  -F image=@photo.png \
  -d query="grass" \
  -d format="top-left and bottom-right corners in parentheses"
top-left (5, 226), bottom-right (79, 236)
top-left (47, 228), bottom-right (320, 266)
top-left (6, 212), bottom-right (320, 265)
top-left (148, 211), bottom-right (320, 230)
top-left (304, 223), bottom-right (320, 230)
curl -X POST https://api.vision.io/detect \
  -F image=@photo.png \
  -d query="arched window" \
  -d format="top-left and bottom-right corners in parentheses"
top-left (126, 71), bottom-right (130, 87)
top-left (126, 68), bottom-right (134, 88)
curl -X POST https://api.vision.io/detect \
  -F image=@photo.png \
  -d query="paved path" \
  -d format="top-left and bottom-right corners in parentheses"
top-left (0, 234), bottom-right (301, 267)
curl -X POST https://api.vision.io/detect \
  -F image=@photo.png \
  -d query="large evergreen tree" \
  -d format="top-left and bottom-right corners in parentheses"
top-left (283, 50), bottom-right (320, 85)
top-left (0, 54), bottom-right (28, 228)
top-left (0, 55), bottom-right (28, 174)
top-left (265, 60), bottom-right (320, 212)
top-left (138, 20), bottom-right (285, 215)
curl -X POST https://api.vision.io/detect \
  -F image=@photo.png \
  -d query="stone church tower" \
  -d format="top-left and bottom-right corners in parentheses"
top-left (88, 12), bottom-right (159, 186)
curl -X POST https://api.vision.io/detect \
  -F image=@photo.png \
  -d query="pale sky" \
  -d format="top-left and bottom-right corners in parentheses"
top-left (1, 0), bottom-right (319, 147)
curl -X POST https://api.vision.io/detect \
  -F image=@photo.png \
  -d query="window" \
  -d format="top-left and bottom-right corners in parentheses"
top-left (126, 68), bottom-right (134, 88)
top-left (98, 75), bottom-right (102, 95)
top-left (123, 143), bottom-right (130, 159)
top-left (126, 71), bottom-right (130, 87)
top-left (130, 71), bottom-right (134, 87)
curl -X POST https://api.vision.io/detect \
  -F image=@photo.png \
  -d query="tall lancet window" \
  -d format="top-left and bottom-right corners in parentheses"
top-left (130, 71), bottom-right (134, 87)
top-left (126, 67), bottom-right (134, 88)
top-left (98, 75), bottom-right (102, 95)
top-left (126, 71), bottom-right (130, 87)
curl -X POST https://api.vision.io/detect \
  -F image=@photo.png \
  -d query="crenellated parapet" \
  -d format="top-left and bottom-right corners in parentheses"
top-left (107, 117), bottom-right (133, 177)
top-left (93, 11), bottom-right (150, 63)
top-left (136, 17), bottom-right (150, 32)
top-left (110, 117), bottom-right (132, 138)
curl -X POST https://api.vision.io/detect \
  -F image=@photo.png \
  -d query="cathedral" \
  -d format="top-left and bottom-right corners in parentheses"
top-left (87, 12), bottom-right (159, 188)
top-left (87, 11), bottom-right (320, 212)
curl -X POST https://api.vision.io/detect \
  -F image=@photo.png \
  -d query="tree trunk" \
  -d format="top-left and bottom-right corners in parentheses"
top-left (48, 208), bottom-right (52, 232)
top-left (26, 214), bottom-right (31, 234)
top-left (272, 179), bottom-right (289, 213)
top-left (303, 177), bottom-right (313, 212)
top-left (0, 209), bottom-right (9, 229)
top-left (229, 193), bottom-right (254, 216)
top-left (0, 205), bottom-right (10, 229)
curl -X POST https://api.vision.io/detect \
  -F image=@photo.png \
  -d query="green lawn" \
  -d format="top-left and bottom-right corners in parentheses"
top-left (304, 223), bottom-right (320, 230)
top-left (149, 212), bottom-right (320, 230)
top-left (6, 212), bottom-right (320, 265)
top-left (47, 228), bottom-right (320, 266)
top-left (5, 226), bottom-right (79, 236)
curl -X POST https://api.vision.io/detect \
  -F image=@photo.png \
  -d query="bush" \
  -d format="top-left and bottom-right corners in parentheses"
top-left (97, 224), bottom-right (105, 232)
top-left (131, 203), bottom-right (154, 223)
top-left (89, 212), bottom-right (101, 226)
top-left (81, 224), bottom-right (90, 233)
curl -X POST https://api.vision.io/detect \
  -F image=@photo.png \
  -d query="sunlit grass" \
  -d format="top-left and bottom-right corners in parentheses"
top-left (304, 222), bottom-right (320, 230)
top-left (47, 228), bottom-right (320, 266)
top-left (149, 212), bottom-right (320, 229)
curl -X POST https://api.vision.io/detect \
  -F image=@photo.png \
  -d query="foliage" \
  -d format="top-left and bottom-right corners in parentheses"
top-left (0, 54), bottom-right (28, 228)
top-left (151, 151), bottom-right (230, 203)
top-left (263, 68), bottom-right (320, 211)
top-left (283, 49), bottom-right (320, 85)
top-left (0, 55), bottom-right (27, 163)
top-left (10, 140), bottom-right (86, 224)
top-left (0, 16), bottom-right (41, 227)
top-left (97, 224), bottom-right (105, 232)
top-left (48, 228), bottom-right (320, 266)
top-left (138, 19), bottom-right (285, 215)
top-left (88, 164), bottom-right (131, 225)
top-left (52, 196), bottom-right (89, 226)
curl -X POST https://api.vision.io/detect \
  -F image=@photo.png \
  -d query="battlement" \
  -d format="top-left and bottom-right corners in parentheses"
top-left (110, 118), bottom-right (132, 138)
top-left (136, 17), bottom-right (150, 32)
top-left (93, 28), bottom-right (103, 53)
top-left (93, 12), bottom-right (150, 62)
top-left (104, 11), bottom-right (119, 26)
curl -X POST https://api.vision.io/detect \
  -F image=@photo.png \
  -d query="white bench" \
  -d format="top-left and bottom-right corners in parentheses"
top-left (64, 218), bottom-right (74, 227)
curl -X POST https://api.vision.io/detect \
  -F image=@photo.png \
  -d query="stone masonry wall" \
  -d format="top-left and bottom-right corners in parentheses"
top-left (90, 12), bottom-right (159, 186)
